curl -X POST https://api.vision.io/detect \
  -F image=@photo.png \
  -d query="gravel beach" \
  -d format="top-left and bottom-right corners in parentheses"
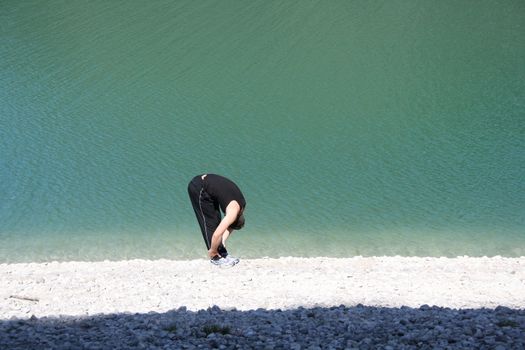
top-left (1, 256), bottom-right (524, 349)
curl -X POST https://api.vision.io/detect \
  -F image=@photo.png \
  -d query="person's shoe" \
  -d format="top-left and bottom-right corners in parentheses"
top-left (210, 256), bottom-right (238, 268)
top-left (224, 255), bottom-right (240, 265)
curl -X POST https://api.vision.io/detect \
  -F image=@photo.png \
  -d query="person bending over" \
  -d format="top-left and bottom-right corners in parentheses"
top-left (187, 174), bottom-right (246, 267)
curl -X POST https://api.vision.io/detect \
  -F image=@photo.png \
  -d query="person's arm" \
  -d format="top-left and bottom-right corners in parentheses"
top-left (222, 228), bottom-right (233, 247)
top-left (208, 201), bottom-right (241, 258)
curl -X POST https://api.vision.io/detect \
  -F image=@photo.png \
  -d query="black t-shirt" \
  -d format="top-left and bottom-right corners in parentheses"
top-left (203, 174), bottom-right (246, 213)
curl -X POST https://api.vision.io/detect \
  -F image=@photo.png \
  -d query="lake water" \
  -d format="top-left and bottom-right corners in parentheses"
top-left (1, 1), bottom-right (524, 262)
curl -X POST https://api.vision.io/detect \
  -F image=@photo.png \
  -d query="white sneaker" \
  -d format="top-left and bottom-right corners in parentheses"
top-left (224, 255), bottom-right (240, 265)
top-left (210, 256), bottom-right (238, 268)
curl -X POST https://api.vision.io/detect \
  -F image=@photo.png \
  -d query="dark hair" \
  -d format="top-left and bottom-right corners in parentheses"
top-left (229, 213), bottom-right (245, 230)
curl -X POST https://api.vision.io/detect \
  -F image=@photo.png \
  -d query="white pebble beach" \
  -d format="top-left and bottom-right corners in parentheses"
top-left (2, 256), bottom-right (524, 319)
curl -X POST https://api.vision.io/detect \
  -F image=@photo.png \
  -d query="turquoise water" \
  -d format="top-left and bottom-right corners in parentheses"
top-left (1, 1), bottom-right (524, 262)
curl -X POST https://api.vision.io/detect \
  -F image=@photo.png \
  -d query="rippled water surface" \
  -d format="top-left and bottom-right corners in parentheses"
top-left (1, 1), bottom-right (524, 261)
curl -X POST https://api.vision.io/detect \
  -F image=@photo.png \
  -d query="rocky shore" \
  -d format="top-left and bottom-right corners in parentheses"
top-left (1, 304), bottom-right (524, 349)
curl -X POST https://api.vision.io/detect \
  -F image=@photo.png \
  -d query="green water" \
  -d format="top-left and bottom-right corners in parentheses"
top-left (1, 1), bottom-right (524, 262)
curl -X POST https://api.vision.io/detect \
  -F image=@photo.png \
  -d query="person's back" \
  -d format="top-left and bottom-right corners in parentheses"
top-left (204, 174), bottom-right (246, 214)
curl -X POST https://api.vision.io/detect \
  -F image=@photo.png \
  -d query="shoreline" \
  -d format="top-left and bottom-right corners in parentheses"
top-left (1, 256), bottom-right (524, 319)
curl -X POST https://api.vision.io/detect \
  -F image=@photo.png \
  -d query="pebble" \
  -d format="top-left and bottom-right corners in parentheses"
top-left (0, 305), bottom-right (524, 349)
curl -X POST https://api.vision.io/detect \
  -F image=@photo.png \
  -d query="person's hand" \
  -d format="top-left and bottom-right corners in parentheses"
top-left (208, 249), bottom-right (220, 259)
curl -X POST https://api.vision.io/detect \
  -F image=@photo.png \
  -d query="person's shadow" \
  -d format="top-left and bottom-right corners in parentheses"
top-left (1, 304), bottom-right (523, 349)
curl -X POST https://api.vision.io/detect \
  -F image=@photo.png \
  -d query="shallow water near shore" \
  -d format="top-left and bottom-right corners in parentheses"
top-left (1, 1), bottom-right (524, 262)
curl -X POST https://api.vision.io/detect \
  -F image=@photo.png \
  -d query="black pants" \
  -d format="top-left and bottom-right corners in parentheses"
top-left (187, 176), bottom-right (228, 257)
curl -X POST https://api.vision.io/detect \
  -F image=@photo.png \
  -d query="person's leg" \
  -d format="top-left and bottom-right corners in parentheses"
top-left (188, 177), bottom-right (227, 255)
top-left (217, 241), bottom-right (228, 257)
top-left (188, 177), bottom-right (208, 247)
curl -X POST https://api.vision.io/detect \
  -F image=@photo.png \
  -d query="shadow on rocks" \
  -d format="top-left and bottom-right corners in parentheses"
top-left (0, 304), bottom-right (524, 349)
